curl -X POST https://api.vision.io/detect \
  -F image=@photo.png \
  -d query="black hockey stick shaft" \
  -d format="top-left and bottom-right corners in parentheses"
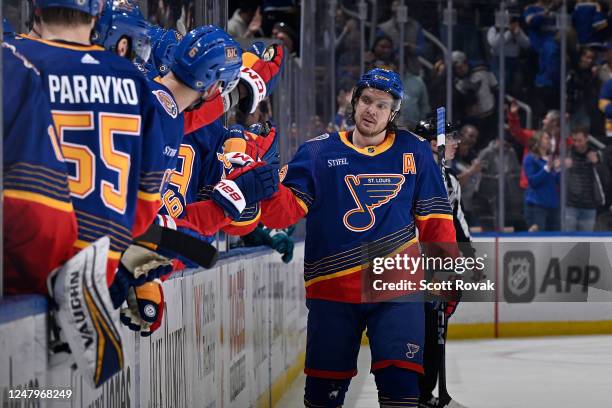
top-left (436, 107), bottom-right (451, 406)
top-left (136, 224), bottom-right (219, 269)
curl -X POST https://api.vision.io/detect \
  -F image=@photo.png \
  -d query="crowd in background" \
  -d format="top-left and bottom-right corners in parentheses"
top-left (327, 0), bottom-right (612, 233)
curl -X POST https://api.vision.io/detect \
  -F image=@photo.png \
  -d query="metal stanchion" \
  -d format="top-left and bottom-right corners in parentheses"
top-left (444, 0), bottom-right (454, 123)
top-left (358, 0), bottom-right (367, 75)
top-left (329, 0), bottom-right (337, 125)
top-left (559, 0), bottom-right (568, 232)
top-left (496, 2), bottom-right (507, 232)
top-left (397, 1), bottom-right (407, 78)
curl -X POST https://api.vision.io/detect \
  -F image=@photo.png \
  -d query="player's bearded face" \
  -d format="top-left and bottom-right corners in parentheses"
top-left (354, 88), bottom-right (395, 137)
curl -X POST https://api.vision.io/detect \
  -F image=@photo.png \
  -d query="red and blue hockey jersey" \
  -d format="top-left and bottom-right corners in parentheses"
top-left (262, 130), bottom-right (458, 303)
top-left (160, 119), bottom-right (260, 236)
top-left (10, 35), bottom-right (167, 276)
top-left (3, 42), bottom-right (77, 295)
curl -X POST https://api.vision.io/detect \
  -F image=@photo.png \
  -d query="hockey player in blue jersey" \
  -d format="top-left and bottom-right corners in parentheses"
top-left (3, 41), bottom-right (78, 296)
top-left (9, 0), bottom-right (168, 280)
top-left (261, 68), bottom-right (459, 407)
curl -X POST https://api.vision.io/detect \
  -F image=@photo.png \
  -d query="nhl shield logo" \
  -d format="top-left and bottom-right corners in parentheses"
top-left (406, 343), bottom-right (420, 359)
top-left (504, 251), bottom-right (535, 303)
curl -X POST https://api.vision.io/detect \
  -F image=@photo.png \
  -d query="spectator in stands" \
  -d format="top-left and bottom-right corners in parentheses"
top-left (474, 134), bottom-right (525, 231)
top-left (523, 0), bottom-right (558, 51)
top-left (596, 41), bottom-right (612, 82)
top-left (507, 99), bottom-right (564, 188)
top-left (371, 35), bottom-right (397, 70)
top-left (598, 76), bottom-right (612, 137)
top-left (572, 0), bottom-right (607, 47)
top-left (450, 51), bottom-right (478, 124)
top-left (568, 47), bottom-right (605, 137)
top-left (466, 60), bottom-right (499, 151)
top-left (228, 2), bottom-right (262, 39)
top-left (523, 130), bottom-right (561, 231)
top-left (399, 59), bottom-right (430, 128)
top-left (272, 22), bottom-right (298, 55)
top-left (377, 0), bottom-right (425, 74)
top-left (334, 78), bottom-right (354, 131)
top-left (565, 126), bottom-right (609, 231)
top-left (486, 10), bottom-right (530, 93)
top-left (455, 125), bottom-right (482, 225)
top-left (534, 34), bottom-right (562, 120)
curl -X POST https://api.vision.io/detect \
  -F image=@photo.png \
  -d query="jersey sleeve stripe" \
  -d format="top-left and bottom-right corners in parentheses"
top-left (137, 190), bottom-right (161, 202)
top-left (414, 213), bottom-right (454, 221)
top-left (74, 239), bottom-right (121, 260)
top-left (3, 189), bottom-right (73, 212)
top-left (7, 162), bottom-right (72, 185)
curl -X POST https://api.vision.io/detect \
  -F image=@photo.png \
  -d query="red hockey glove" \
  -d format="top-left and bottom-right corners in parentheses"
top-left (238, 43), bottom-right (284, 113)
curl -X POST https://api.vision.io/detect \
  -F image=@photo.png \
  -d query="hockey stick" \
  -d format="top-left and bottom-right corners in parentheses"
top-left (436, 107), bottom-right (452, 407)
top-left (136, 224), bottom-right (219, 269)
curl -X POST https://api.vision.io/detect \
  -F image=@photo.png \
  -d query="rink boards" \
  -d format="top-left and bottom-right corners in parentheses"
top-left (0, 244), bottom-right (307, 408)
top-left (2, 236), bottom-right (612, 407)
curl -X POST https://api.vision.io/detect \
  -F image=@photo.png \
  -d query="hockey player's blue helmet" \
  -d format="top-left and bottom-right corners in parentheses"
top-left (147, 26), bottom-right (182, 76)
top-left (353, 67), bottom-right (404, 112)
top-left (33, 0), bottom-right (103, 16)
top-left (93, 0), bottom-right (151, 62)
top-left (171, 25), bottom-right (242, 94)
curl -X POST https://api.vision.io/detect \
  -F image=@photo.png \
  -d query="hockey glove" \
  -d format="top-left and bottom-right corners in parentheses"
top-left (238, 43), bottom-right (283, 113)
top-left (224, 123), bottom-right (279, 167)
top-left (109, 245), bottom-right (173, 308)
top-left (269, 228), bottom-right (294, 263)
top-left (120, 279), bottom-right (164, 337)
top-left (212, 161), bottom-right (279, 220)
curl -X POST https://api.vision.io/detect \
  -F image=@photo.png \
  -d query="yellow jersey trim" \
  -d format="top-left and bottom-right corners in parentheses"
top-left (74, 240), bottom-right (121, 260)
top-left (415, 213), bottom-right (454, 221)
top-left (338, 131), bottom-right (396, 156)
top-left (137, 190), bottom-right (161, 202)
top-left (4, 189), bottom-right (73, 212)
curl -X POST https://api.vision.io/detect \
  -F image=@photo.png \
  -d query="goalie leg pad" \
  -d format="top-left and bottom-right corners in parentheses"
top-left (48, 236), bottom-right (124, 388)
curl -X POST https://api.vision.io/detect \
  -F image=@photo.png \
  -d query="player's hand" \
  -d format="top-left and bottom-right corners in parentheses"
top-left (225, 123), bottom-right (278, 166)
top-left (239, 43), bottom-right (284, 113)
top-left (269, 228), bottom-right (295, 263)
top-left (120, 280), bottom-right (164, 337)
top-left (212, 161), bottom-right (279, 220)
top-left (109, 245), bottom-right (173, 308)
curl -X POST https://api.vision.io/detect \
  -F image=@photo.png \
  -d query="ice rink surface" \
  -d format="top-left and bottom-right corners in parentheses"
top-left (278, 335), bottom-right (612, 408)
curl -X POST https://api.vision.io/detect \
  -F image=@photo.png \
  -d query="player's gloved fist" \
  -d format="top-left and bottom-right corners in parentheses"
top-left (225, 123), bottom-right (279, 166)
top-left (120, 279), bottom-right (164, 337)
top-left (212, 161), bottom-right (279, 220)
top-left (269, 228), bottom-right (294, 263)
top-left (109, 244), bottom-right (174, 308)
top-left (238, 43), bottom-right (284, 113)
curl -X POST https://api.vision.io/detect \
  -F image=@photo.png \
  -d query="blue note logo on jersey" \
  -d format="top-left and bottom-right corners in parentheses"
top-left (405, 343), bottom-right (420, 359)
top-left (343, 174), bottom-right (405, 232)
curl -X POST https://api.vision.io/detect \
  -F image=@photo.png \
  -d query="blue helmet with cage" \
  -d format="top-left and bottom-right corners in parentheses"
top-left (93, 0), bottom-right (151, 62)
top-left (33, 0), bottom-right (103, 16)
top-left (148, 26), bottom-right (182, 76)
top-left (171, 25), bottom-right (243, 93)
top-left (353, 67), bottom-right (404, 112)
